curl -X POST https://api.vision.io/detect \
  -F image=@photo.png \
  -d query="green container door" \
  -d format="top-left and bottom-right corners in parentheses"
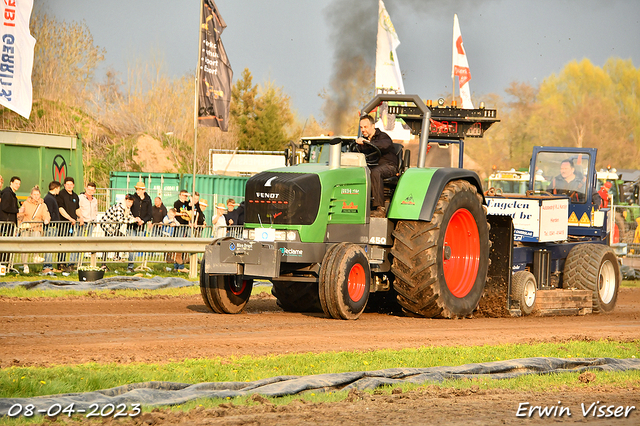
top-left (0, 131), bottom-right (83, 200)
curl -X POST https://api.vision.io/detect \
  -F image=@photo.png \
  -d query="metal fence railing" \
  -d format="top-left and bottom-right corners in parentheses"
top-left (0, 221), bottom-right (245, 274)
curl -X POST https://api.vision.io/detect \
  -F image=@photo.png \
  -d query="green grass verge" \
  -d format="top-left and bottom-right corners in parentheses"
top-left (0, 341), bottom-right (638, 424)
top-left (2, 340), bottom-right (638, 399)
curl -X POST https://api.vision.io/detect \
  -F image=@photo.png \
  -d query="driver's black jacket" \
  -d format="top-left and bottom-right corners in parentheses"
top-left (363, 128), bottom-right (398, 169)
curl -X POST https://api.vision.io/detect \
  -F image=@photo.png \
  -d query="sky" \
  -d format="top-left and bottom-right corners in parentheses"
top-left (40, 0), bottom-right (640, 122)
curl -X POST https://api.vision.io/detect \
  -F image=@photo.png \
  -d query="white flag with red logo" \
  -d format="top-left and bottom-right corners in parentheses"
top-left (0, 0), bottom-right (35, 119)
top-left (452, 14), bottom-right (473, 109)
top-left (375, 0), bottom-right (404, 94)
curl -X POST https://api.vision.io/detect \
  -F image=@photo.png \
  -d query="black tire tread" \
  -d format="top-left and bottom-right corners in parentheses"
top-left (564, 244), bottom-right (620, 313)
top-left (271, 281), bottom-right (322, 313)
top-left (390, 180), bottom-right (489, 318)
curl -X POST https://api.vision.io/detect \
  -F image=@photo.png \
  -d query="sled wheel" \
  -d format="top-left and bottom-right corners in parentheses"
top-left (199, 261), bottom-right (214, 312)
top-left (319, 242), bottom-right (370, 320)
top-left (201, 270), bottom-right (252, 314)
top-left (271, 281), bottom-right (322, 312)
top-left (391, 180), bottom-right (489, 318)
top-left (511, 270), bottom-right (537, 315)
top-left (564, 244), bottom-right (620, 313)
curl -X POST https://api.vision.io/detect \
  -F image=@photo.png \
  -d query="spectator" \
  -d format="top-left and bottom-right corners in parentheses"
top-left (191, 192), bottom-right (207, 231)
top-left (0, 176), bottom-right (19, 263)
top-left (172, 190), bottom-right (192, 271)
top-left (598, 181), bottom-right (612, 209)
top-left (0, 176), bottom-right (20, 225)
top-left (212, 202), bottom-right (227, 238)
top-left (17, 186), bottom-right (51, 273)
top-left (173, 190), bottom-right (192, 233)
top-left (0, 175), bottom-right (3, 203)
top-left (101, 194), bottom-right (136, 236)
top-left (56, 177), bottom-right (84, 272)
top-left (78, 182), bottom-right (98, 235)
top-left (151, 196), bottom-right (167, 232)
top-left (161, 208), bottom-right (182, 267)
top-left (128, 181), bottom-right (153, 272)
top-left (224, 198), bottom-right (245, 226)
top-left (42, 181), bottom-right (61, 275)
top-left (162, 208), bottom-right (180, 237)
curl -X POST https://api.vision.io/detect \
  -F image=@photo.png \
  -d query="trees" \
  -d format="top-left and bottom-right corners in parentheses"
top-left (231, 69), bottom-right (294, 151)
top-left (30, 13), bottom-right (105, 107)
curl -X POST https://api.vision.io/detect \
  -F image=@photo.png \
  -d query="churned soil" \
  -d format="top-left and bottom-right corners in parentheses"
top-left (1, 288), bottom-right (639, 424)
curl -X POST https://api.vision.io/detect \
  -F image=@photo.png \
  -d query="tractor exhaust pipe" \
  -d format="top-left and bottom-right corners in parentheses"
top-left (328, 138), bottom-right (342, 170)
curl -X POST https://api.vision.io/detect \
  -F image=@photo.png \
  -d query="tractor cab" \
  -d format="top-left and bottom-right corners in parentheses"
top-left (527, 146), bottom-right (607, 238)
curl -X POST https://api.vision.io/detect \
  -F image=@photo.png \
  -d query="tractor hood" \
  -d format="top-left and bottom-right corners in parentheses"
top-left (245, 172), bottom-right (321, 226)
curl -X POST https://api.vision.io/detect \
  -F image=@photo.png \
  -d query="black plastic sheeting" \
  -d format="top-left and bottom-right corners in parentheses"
top-left (1, 357), bottom-right (639, 416)
top-left (0, 276), bottom-right (195, 291)
top-left (621, 264), bottom-right (640, 280)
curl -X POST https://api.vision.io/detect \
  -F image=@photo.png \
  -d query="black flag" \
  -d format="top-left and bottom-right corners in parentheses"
top-left (197, 0), bottom-right (233, 131)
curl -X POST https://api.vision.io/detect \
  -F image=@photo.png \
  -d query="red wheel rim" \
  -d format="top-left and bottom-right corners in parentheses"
top-left (442, 208), bottom-right (480, 298)
top-left (227, 276), bottom-right (247, 295)
top-left (348, 263), bottom-right (366, 302)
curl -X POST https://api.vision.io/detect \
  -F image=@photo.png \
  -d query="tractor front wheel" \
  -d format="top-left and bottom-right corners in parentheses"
top-left (200, 262), bottom-right (252, 314)
top-left (319, 243), bottom-right (371, 320)
top-left (390, 180), bottom-right (489, 318)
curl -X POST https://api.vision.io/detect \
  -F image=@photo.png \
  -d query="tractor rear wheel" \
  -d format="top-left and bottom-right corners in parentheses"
top-left (564, 244), bottom-right (620, 313)
top-left (200, 264), bottom-right (252, 314)
top-left (390, 180), bottom-right (489, 318)
top-left (511, 270), bottom-right (537, 315)
top-left (271, 281), bottom-right (322, 313)
top-left (319, 242), bottom-right (370, 320)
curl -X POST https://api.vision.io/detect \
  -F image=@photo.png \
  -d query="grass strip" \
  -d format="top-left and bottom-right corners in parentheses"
top-left (1, 340), bottom-right (638, 399)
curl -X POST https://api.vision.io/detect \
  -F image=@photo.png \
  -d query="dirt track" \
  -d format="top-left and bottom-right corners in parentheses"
top-left (1, 288), bottom-right (639, 425)
top-left (1, 288), bottom-right (639, 367)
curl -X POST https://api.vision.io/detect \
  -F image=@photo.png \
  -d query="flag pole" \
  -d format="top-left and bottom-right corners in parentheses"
top-left (192, 0), bottom-right (204, 210)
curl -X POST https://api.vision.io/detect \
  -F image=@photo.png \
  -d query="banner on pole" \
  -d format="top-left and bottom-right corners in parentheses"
top-left (0, 0), bottom-right (35, 119)
top-left (197, 0), bottom-right (233, 131)
top-left (375, 0), bottom-right (404, 94)
top-left (452, 14), bottom-right (474, 109)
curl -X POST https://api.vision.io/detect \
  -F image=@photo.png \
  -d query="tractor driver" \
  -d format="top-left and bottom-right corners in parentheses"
top-left (356, 114), bottom-right (398, 218)
top-left (550, 159), bottom-right (586, 201)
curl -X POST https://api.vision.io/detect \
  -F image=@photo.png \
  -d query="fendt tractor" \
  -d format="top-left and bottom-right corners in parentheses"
top-left (200, 94), bottom-right (620, 320)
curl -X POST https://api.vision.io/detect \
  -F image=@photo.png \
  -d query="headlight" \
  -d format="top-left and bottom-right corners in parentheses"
top-left (287, 231), bottom-right (297, 241)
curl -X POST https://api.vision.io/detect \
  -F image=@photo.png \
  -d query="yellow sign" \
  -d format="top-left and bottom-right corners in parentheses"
top-left (579, 212), bottom-right (591, 227)
top-left (568, 212), bottom-right (579, 225)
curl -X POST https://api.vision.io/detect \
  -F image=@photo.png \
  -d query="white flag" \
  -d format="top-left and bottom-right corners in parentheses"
top-left (452, 14), bottom-right (473, 109)
top-left (375, 0), bottom-right (404, 94)
top-left (0, 0), bottom-right (35, 119)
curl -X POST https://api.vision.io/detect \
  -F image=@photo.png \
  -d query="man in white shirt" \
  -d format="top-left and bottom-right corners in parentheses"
top-left (79, 182), bottom-right (98, 236)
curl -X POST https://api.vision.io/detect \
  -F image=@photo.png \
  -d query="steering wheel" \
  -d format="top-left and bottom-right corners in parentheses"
top-left (349, 139), bottom-right (382, 166)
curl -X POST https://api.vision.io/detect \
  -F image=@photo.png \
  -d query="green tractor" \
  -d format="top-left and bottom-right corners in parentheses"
top-left (200, 93), bottom-right (500, 319)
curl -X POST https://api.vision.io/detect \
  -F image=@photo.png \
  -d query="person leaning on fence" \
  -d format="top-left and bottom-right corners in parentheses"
top-left (0, 176), bottom-right (20, 264)
top-left (128, 181), bottom-right (153, 272)
top-left (79, 182), bottom-right (98, 236)
top-left (191, 192), bottom-right (206, 236)
top-left (0, 176), bottom-right (20, 225)
top-left (212, 203), bottom-right (227, 238)
top-left (101, 194), bottom-right (136, 268)
top-left (17, 186), bottom-right (51, 273)
top-left (56, 177), bottom-right (84, 272)
top-left (151, 196), bottom-right (167, 236)
top-left (101, 194), bottom-right (136, 237)
top-left (42, 181), bottom-right (62, 275)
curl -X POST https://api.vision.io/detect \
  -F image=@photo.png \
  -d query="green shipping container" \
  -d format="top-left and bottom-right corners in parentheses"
top-left (109, 172), bottom-right (247, 207)
top-left (0, 130), bottom-right (83, 201)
